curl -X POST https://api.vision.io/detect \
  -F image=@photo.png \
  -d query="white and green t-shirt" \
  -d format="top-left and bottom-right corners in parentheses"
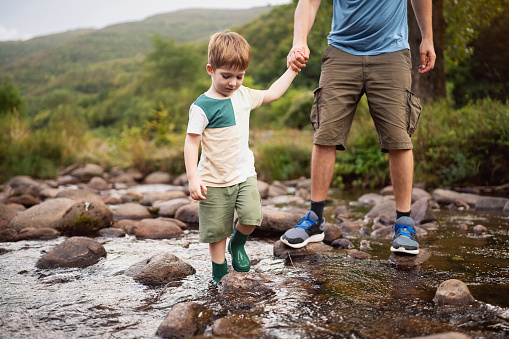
top-left (187, 86), bottom-right (264, 187)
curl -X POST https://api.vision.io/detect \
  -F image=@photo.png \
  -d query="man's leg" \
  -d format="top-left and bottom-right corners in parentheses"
top-left (311, 144), bottom-right (337, 202)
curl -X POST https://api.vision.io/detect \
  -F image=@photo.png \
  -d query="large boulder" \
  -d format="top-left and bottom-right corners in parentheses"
top-left (36, 237), bottom-right (106, 269)
top-left (432, 189), bottom-right (479, 206)
top-left (125, 252), bottom-right (195, 284)
top-left (114, 203), bottom-right (152, 220)
top-left (60, 199), bottom-right (113, 235)
top-left (55, 189), bottom-right (104, 205)
top-left (0, 204), bottom-right (18, 230)
top-left (70, 164), bottom-right (104, 182)
top-left (8, 198), bottom-right (76, 231)
top-left (15, 228), bottom-right (60, 241)
top-left (134, 219), bottom-right (183, 239)
top-left (143, 171), bottom-right (171, 184)
top-left (7, 176), bottom-right (42, 197)
top-left (411, 197), bottom-right (436, 224)
top-left (156, 302), bottom-right (213, 338)
top-left (154, 198), bottom-right (190, 218)
top-left (475, 196), bottom-right (509, 212)
top-left (366, 199), bottom-right (397, 225)
top-left (258, 207), bottom-right (303, 235)
top-left (174, 203), bottom-right (199, 226)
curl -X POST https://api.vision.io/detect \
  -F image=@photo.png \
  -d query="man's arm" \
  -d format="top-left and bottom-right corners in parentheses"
top-left (184, 133), bottom-right (207, 200)
top-left (262, 68), bottom-right (299, 105)
top-left (411, 0), bottom-right (436, 74)
top-left (287, 0), bottom-right (322, 72)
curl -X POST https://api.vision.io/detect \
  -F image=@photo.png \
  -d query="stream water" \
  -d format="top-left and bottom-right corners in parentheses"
top-left (1, 186), bottom-right (508, 338)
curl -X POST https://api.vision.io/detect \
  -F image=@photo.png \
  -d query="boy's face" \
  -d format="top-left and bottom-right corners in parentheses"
top-left (207, 65), bottom-right (245, 98)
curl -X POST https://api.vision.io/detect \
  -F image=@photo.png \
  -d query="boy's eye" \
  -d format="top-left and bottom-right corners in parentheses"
top-left (237, 76), bottom-right (244, 80)
top-left (222, 75), bottom-right (230, 79)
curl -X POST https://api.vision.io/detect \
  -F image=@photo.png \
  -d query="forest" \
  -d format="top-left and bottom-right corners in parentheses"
top-left (0, 0), bottom-right (508, 188)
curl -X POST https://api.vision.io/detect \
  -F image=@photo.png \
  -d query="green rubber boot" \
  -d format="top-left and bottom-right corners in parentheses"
top-left (212, 259), bottom-right (228, 284)
top-left (228, 224), bottom-right (251, 272)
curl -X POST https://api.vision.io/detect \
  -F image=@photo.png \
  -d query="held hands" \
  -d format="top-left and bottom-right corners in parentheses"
top-left (188, 177), bottom-right (207, 200)
top-left (418, 39), bottom-right (436, 74)
top-left (287, 44), bottom-right (310, 72)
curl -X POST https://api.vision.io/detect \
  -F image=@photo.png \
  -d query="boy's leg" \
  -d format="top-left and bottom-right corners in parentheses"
top-left (228, 222), bottom-right (255, 272)
top-left (210, 239), bottom-right (228, 284)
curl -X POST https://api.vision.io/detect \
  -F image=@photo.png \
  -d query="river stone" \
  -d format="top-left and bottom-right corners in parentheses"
top-left (102, 195), bottom-right (123, 205)
top-left (371, 225), bottom-right (427, 240)
top-left (389, 248), bottom-right (431, 268)
top-left (432, 188), bottom-right (479, 206)
top-left (60, 199), bottom-right (113, 235)
top-left (154, 198), bottom-right (190, 218)
top-left (475, 196), bottom-right (509, 212)
top-left (259, 208), bottom-right (303, 234)
top-left (0, 229), bottom-right (18, 242)
top-left (411, 197), bottom-right (436, 224)
top-left (504, 200), bottom-right (509, 214)
top-left (135, 219), bottom-right (183, 239)
top-left (128, 252), bottom-right (195, 284)
top-left (358, 193), bottom-right (384, 205)
top-left (473, 224), bottom-right (488, 236)
top-left (57, 175), bottom-right (80, 186)
top-left (338, 219), bottom-right (363, 233)
top-left (39, 187), bottom-right (61, 200)
top-left (8, 175), bottom-right (41, 191)
top-left (114, 203), bottom-right (151, 220)
top-left (15, 228), bottom-right (60, 241)
top-left (98, 227), bottom-right (126, 237)
top-left (139, 191), bottom-right (187, 206)
top-left (55, 189), bottom-right (104, 205)
top-left (174, 202), bottom-right (199, 226)
top-left (87, 176), bottom-right (110, 191)
top-left (334, 205), bottom-right (352, 220)
top-left (36, 236), bottom-right (106, 269)
top-left (273, 240), bottom-right (335, 260)
top-left (8, 198), bottom-right (76, 231)
top-left (156, 302), bottom-right (212, 338)
top-left (0, 204), bottom-right (17, 230)
top-left (323, 223), bottom-right (343, 244)
top-left (6, 194), bottom-right (40, 207)
top-left (409, 332), bottom-right (472, 339)
top-left (114, 219), bottom-right (139, 235)
top-left (171, 173), bottom-right (188, 186)
top-left (257, 180), bottom-right (269, 199)
top-left (332, 238), bottom-right (354, 250)
top-left (212, 314), bottom-right (263, 337)
top-left (366, 199), bottom-right (397, 224)
top-left (143, 171), bottom-right (171, 184)
top-left (267, 180), bottom-right (288, 197)
top-left (70, 164), bottom-right (104, 182)
top-left (433, 279), bottom-right (475, 306)
top-left (348, 249), bottom-right (372, 260)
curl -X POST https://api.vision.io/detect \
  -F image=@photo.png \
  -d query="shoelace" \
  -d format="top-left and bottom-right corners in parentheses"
top-left (295, 216), bottom-right (317, 229)
top-left (392, 224), bottom-right (415, 238)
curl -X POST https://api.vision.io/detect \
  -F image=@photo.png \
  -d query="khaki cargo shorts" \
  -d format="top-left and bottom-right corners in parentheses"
top-left (198, 176), bottom-right (262, 243)
top-left (311, 45), bottom-right (422, 152)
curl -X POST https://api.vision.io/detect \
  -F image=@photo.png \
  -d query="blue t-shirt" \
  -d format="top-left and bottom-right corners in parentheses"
top-left (327, 0), bottom-right (410, 55)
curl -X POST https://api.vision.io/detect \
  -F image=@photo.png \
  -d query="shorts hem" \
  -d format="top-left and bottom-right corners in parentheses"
top-left (380, 142), bottom-right (413, 153)
top-left (199, 230), bottom-right (233, 244)
top-left (238, 219), bottom-right (262, 227)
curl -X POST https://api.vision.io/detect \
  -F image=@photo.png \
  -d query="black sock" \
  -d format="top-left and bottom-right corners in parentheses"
top-left (396, 210), bottom-right (411, 219)
top-left (311, 200), bottom-right (326, 221)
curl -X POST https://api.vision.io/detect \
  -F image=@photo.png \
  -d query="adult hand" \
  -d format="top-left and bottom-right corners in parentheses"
top-left (287, 44), bottom-right (310, 72)
top-left (418, 39), bottom-right (436, 74)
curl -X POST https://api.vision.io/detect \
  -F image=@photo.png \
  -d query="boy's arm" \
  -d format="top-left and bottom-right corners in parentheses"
top-left (262, 68), bottom-right (299, 105)
top-left (184, 133), bottom-right (207, 200)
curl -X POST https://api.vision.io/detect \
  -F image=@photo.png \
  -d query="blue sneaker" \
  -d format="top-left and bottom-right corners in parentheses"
top-left (390, 216), bottom-right (419, 254)
top-left (280, 211), bottom-right (325, 249)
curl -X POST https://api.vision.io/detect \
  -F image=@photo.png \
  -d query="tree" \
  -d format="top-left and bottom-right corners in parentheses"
top-left (0, 76), bottom-right (23, 115)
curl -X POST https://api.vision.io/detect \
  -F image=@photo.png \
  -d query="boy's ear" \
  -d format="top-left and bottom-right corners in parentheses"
top-left (206, 64), bottom-right (214, 75)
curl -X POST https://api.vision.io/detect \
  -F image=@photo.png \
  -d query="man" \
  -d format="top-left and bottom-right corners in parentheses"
top-left (280, 0), bottom-right (436, 254)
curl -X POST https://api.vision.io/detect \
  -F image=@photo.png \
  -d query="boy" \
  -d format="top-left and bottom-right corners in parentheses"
top-left (184, 31), bottom-right (298, 284)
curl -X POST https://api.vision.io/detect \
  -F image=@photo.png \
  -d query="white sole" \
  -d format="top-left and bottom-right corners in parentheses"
top-left (390, 246), bottom-right (419, 255)
top-left (280, 232), bottom-right (325, 249)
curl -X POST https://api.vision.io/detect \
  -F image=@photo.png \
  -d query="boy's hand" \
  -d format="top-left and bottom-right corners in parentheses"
top-left (188, 177), bottom-right (207, 200)
top-left (287, 45), bottom-right (309, 72)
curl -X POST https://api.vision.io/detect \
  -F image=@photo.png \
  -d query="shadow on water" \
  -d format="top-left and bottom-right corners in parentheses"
top-left (0, 186), bottom-right (508, 338)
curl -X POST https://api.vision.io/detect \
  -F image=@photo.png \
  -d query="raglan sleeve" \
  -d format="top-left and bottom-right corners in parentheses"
top-left (187, 104), bottom-right (208, 135)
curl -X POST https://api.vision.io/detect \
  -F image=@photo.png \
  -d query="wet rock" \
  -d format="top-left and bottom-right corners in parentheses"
top-left (348, 249), bottom-right (371, 260)
top-left (432, 188), bottom-right (479, 207)
top-left (171, 173), bottom-right (188, 186)
top-left (87, 176), bottom-right (110, 191)
top-left (359, 226), bottom-right (371, 236)
top-left (134, 219), bottom-right (183, 239)
top-left (156, 302), bottom-right (212, 338)
top-left (212, 314), bottom-right (263, 337)
top-left (153, 198), bottom-right (190, 218)
top-left (358, 193), bottom-right (384, 205)
top-left (257, 180), bottom-right (270, 199)
top-left (296, 187), bottom-right (310, 200)
top-left (411, 197), bottom-right (436, 224)
top-left (6, 194), bottom-right (40, 207)
top-left (114, 202), bottom-right (151, 220)
top-left (102, 195), bottom-right (123, 205)
top-left (366, 199), bottom-right (397, 225)
top-left (273, 240), bottom-right (334, 259)
top-left (331, 238), bottom-right (354, 249)
top-left (126, 252), bottom-right (195, 284)
top-left (456, 223), bottom-right (468, 231)
top-left (473, 224), bottom-right (488, 236)
top-left (475, 196), bottom-right (509, 212)
top-left (323, 223), bottom-right (343, 244)
top-left (433, 279), bottom-right (475, 306)
top-left (409, 332), bottom-right (472, 339)
top-left (389, 248), bottom-right (431, 268)
top-left (419, 222), bottom-right (439, 231)
top-left (174, 202), bottom-right (199, 226)
top-left (504, 200), bottom-right (509, 214)
top-left (98, 227), bottom-right (126, 237)
top-left (139, 191), bottom-right (187, 206)
top-left (371, 225), bottom-right (427, 240)
top-left (57, 175), bottom-right (80, 186)
top-left (267, 180), bottom-right (288, 197)
top-left (334, 205), bottom-right (352, 220)
top-left (15, 228), bottom-right (60, 241)
top-left (338, 219), bottom-right (362, 233)
top-left (412, 187), bottom-right (432, 202)
top-left (448, 199), bottom-right (470, 210)
top-left (359, 240), bottom-right (371, 250)
top-left (267, 195), bottom-right (305, 205)
top-left (8, 198), bottom-right (75, 231)
top-left (36, 236), bottom-right (106, 269)
top-left (143, 171), bottom-right (171, 184)
top-left (0, 229), bottom-right (18, 242)
top-left (258, 207), bottom-right (303, 235)
top-left (114, 219), bottom-right (139, 235)
top-left (71, 164), bottom-right (104, 182)
top-left (60, 199), bottom-right (113, 235)
top-left (0, 204), bottom-right (18, 230)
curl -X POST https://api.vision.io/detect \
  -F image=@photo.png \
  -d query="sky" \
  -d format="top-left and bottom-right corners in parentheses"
top-left (0, 0), bottom-right (291, 41)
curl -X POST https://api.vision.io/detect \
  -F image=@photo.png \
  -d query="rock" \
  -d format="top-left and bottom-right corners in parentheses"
top-left (332, 238), bottom-right (354, 249)
top-left (154, 198), bottom-right (190, 218)
top-left (257, 180), bottom-right (270, 199)
top-left (98, 227), bottom-right (126, 237)
top-left (432, 189), bottom-right (479, 207)
top-left (358, 193), bottom-right (384, 205)
top-left (334, 205), bottom-right (352, 220)
top-left (359, 226), bottom-right (371, 236)
top-left (8, 198), bottom-right (76, 231)
top-left (0, 204), bottom-right (18, 230)
top-left (296, 187), bottom-right (310, 201)
top-left (71, 164), bottom-right (104, 182)
top-left (456, 223), bottom-right (468, 231)
top-left (143, 171), bottom-right (171, 184)
top-left (419, 222), bottom-right (439, 231)
top-left (411, 197), bottom-right (436, 224)
top-left (8, 175), bottom-right (41, 191)
top-left (337, 219), bottom-right (362, 233)
top-left (212, 314), bottom-right (263, 337)
top-left (366, 199), bottom-right (396, 225)
top-left (371, 225), bottom-right (427, 240)
top-left (411, 187), bottom-right (432, 202)
top-left (174, 202), bottom-right (199, 226)
top-left (359, 240), bottom-right (371, 250)
top-left (126, 252), bottom-right (195, 284)
top-left (87, 176), bottom-right (110, 191)
top-left (171, 173), bottom-right (188, 186)
top-left (156, 302), bottom-right (212, 338)
top-left (102, 196), bottom-right (123, 205)
top-left (57, 175), bottom-right (80, 186)
top-left (36, 237), bottom-right (106, 269)
top-left (267, 195), bottom-right (305, 205)
top-left (135, 219), bottom-right (183, 239)
top-left (475, 196), bottom-right (509, 212)
top-left (114, 203), bottom-right (152, 220)
top-left (15, 228), bottom-right (60, 241)
top-left (348, 249), bottom-right (371, 260)
top-left (473, 224), bottom-right (488, 236)
top-left (6, 194), bottom-right (40, 207)
top-left (114, 219), bottom-right (139, 235)
top-left (60, 199), bottom-right (113, 235)
top-left (389, 248), bottom-right (431, 268)
top-left (139, 191), bottom-right (187, 206)
top-left (267, 180), bottom-right (288, 197)
top-left (408, 332), bottom-right (472, 339)
top-left (55, 189), bottom-right (104, 205)
top-left (258, 208), bottom-right (303, 235)
top-left (39, 188), bottom-right (61, 200)
top-left (273, 240), bottom-right (334, 260)
top-left (504, 200), bottom-right (509, 214)
top-left (380, 186), bottom-right (394, 195)
top-left (433, 279), bottom-right (475, 306)
top-left (0, 229), bottom-right (18, 242)
top-left (323, 223), bottom-right (343, 244)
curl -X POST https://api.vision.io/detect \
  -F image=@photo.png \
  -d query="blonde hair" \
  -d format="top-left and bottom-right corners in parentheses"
top-left (208, 31), bottom-right (250, 71)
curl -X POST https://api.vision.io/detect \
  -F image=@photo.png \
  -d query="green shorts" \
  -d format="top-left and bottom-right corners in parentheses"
top-left (198, 176), bottom-right (262, 243)
top-left (311, 46), bottom-right (422, 153)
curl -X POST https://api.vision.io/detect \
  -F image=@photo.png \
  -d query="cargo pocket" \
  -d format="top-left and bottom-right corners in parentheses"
top-left (310, 87), bottom-right (322, 131)
top-left (406, 89), bottom-right (422, 136)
